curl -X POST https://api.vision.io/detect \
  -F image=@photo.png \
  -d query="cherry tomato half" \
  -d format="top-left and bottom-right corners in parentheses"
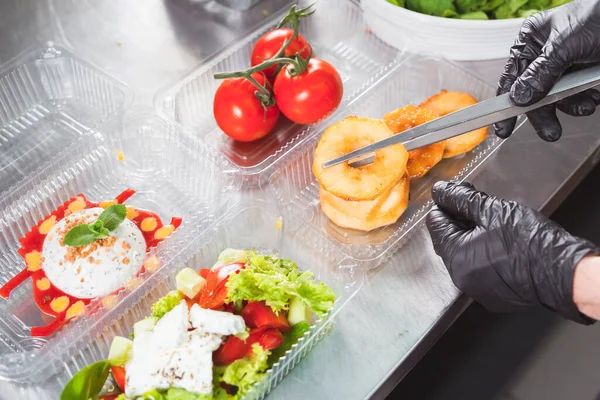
top-left (111, 366), bottom-right (126, 392)
top-left (251, 28), bottom-right (312, 82)
top-left (241, 301), bottom-right (291, 332)
top-left (214, 335), bottom-right (248, 365)
top-left (198, 263), bottom-right (244, 310)
top-left (248, 327), bottom-right (284, 355)
top-left (213, 73), bottom-right (279, 142)
top-left (214, 327), bottom-right (285, 365)
top-left (273, 58), bottom-right (343, 125)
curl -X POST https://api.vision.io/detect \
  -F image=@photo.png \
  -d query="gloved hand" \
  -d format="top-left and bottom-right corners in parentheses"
top-left (494, 0), bottom-right (600, 142)
top-left (425, 181), bottom-right (598, 324)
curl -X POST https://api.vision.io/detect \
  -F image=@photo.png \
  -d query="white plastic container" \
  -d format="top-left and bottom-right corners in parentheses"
top-left (0, 108), bottom-right (242, 383)
top-left (7, 199), bottom-right (362, 399)
top-left (268, 55), bottom-right (524, 268)
top-left (156, 0), bottom-right (402, 186)
top-left (362, 0), bottom-right (524, 61)
top-left (0, 44), bottom-right (133, 194)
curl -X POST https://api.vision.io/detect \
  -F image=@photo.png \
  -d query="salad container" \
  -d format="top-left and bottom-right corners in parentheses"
top-left (0, 44), bottom-right (133, 195)
top-left (268, 55), bottom-right (523, 269)
top-left (155, 0), bottom-right (403, 187)
top-left (5, 199), bottom-right (363, 398)
top-left (0, 106), bottom-right (242, 383)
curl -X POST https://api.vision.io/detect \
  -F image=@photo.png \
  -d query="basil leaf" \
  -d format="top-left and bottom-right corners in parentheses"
top-left (63, 225), bottom-right (98, 247)
top-left (93, 228), bottom-right (111, 240)
top-left (60, 360), bottom-right (111, 400)
top-left (99, 204), bottom-right (126, 231)
top-left (90, 220), bottom-right (105, 234)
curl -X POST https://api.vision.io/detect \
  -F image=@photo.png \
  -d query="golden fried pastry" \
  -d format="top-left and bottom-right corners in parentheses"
top-left (313, 116), bottom-right (408, 201)
top-left (420, 90), bottom-right (488, 158)
top-left (383, 105), bottom-right (445, 178)
top-left (320, 174), bottom-right (410, 232)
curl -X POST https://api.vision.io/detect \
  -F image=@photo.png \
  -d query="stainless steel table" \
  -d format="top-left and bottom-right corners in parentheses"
top-left (1, 1), bottom-right (600, 399)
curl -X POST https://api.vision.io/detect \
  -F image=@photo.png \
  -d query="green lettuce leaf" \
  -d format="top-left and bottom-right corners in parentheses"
top-left (385, 0), bottom-right (405, 6)
top-left (518, 9), bottom-right (541, 17)
top-left (455, 0), bottom-right (487, 14)
top-left (218, 344), bottom-right (270, 399)
top-left (461, 11), bottom-right (489, 19)
top-left (267, 322), bottom-right (311, 366)
top-left (405, 0), bottom-right (459, 17)
top-left (549, 0), bottom-right (571, 7)
top-left (494, 0), bottom-right (529, 18)
top-left (151, 290), bottom-right (183, 319)
top-left (525, 0), bottom-right (550, 8)
top-left (225, 252), bottom-right (335, 317)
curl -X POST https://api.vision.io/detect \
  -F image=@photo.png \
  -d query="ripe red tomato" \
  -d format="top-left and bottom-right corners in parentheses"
top-left (273, 58), bottom-right (343, 125)
top-left (241, 301), bottom-right (291, 332)
top-left (111, 366), bottom-right (126, 392)
top-left (214, 327), bottom-right (285, 365)
top-left (214, 335), bottom-right (248, 365)
top-left (251, 28), bottom-right (312, 81)
top-left (198, 263), bottom-right (244, 310)
top-left (213, 74), bottom-right (279, 142)
top-left (249, 328), bottom-right (283, 354)
top-left (199, 268), bottom-right (210, 279)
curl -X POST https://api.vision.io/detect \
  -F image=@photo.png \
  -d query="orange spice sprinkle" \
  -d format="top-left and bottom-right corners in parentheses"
top-left (123, 257), bottom-right (130, 265)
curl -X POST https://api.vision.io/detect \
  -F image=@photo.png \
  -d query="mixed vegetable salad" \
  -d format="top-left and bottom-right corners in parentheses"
top-left (385, 0), bottom-right (572, 20)
top-left (61, 249), bottom-right (335, 400)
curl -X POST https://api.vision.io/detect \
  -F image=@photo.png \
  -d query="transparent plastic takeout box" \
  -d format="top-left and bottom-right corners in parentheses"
top-left (155, 0), bottom-right (403, 186)
top-left (0, 108), bottom-right (242, 382)
top-left (0, 43), bottom-right (133, 195)
top-left (16, 199), bottom-right (362, 399)
top-left (269, 55), bottom-right (525, 269)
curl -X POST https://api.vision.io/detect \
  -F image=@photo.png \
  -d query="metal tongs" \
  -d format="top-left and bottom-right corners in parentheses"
top-left (322, 65), bottom-right (600, 169)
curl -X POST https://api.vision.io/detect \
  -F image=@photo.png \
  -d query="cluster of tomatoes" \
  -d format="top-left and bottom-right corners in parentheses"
top-left (213, 4), bottom-right (343, 142)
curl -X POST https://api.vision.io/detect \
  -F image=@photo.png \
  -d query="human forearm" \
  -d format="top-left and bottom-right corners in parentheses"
top-left (573, 256), bottom-right (600, 321)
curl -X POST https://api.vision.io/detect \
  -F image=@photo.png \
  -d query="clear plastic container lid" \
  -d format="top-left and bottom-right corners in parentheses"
top-left (5, 199), bottom-right (362, 398)
top-left (0, 108), bottom-right (241, 382)
top-left (0, 43), bottom-right (133, 195)
top-left (269, 55), bottom-right (525, 268)
top-left (155, 0), bottom-right (404, 186)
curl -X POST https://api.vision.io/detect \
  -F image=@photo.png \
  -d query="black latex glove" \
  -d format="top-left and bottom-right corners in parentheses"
top-left (494, 0), bottom-right (600, 142)
top-left (425, 181), bottom-right (598, 324)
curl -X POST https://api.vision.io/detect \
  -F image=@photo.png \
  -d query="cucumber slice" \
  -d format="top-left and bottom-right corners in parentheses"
top-left (133, 317), bottom-right (158, 338)
top-left (288, 296), bottom-right (312, 325)
top-left (176, 268), bottom-right (206, 299)
top-left (108, 336), bottom-right (133, 366)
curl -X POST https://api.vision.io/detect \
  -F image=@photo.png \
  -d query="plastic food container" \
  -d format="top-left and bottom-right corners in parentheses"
top-left (9, 200), bottom-right (362, 398)
top-left (362, 0), bottom-right (523, 61)
top-left (155, 0), bottom-right (402, 186)
top-left (215, 0), bottom-right (265, 10)
top-left (0, 44), bottom-right (133, 195)
top-left (268, 55), bottom-right (523, 269)
top-left (0, 107), bottom-right (241, 383)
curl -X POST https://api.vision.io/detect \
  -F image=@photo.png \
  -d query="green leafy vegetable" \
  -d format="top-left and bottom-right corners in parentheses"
top-left (115, 394), bottom-right (126, 400)
top-left (385, 0), bottom-right (572, 19)
top-left (60, 360), bottom-right (111, 400)
top-left (461, 11), bottom-right (489, 19)
top-left (455, 0), bottom-right (487, 13)
top-left (63, 225), bottom-right (104, 247)
top-left (406, 0), bottom-right (459, 17)
top-left (63, 204), bottom-right (127, 247)
top-left (267, 322), bottom-right (310, 366)
top-left (494, 0), bottom-right (529, 19)
top-left (151, 290), bottom-right (183, 319)
top-left (217, 344), bottom-right (271, 399)
top-left (98, 204), bottom-right (127, 231)
top-left (225, 252), bottom-right (335, 317)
